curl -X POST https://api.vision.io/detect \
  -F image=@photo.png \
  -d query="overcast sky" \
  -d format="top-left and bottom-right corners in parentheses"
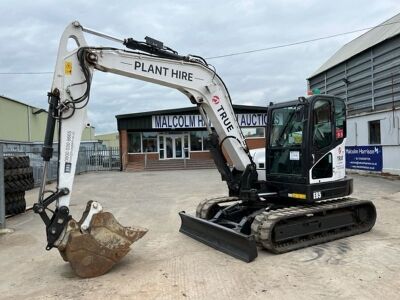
top-left (0, 1), bottom-right (398, 134)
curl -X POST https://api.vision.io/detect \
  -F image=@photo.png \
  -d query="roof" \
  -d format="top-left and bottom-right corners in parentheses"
top-left (116, 104), bottom-right (268, 119)
top-left (309, 13), bottom-right (400, 78)
top-left (0, 95), bottom-right (42, 110)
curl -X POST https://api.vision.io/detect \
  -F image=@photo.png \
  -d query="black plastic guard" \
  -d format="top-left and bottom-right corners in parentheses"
top-left (179, 211), bottom-right (258, 262)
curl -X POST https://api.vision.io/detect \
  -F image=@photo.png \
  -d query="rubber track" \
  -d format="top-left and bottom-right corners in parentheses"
top-left (196, 196), bottom-right (239, 219)
top-left (251, 198), bottom-right (376, 254)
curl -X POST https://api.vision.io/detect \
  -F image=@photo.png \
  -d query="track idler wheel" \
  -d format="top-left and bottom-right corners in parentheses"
top-left (58, 202), bottom-right (147, 278)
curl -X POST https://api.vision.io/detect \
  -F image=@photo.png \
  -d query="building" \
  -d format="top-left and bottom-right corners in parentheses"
top-left (308, 13), bottom-right (400, 175)
top-left (95, 132), bottom-right (120, 148)
top-left (0, 95), bottom-right (96, 151)
top-left (116, 105), bottom-right (268, 170)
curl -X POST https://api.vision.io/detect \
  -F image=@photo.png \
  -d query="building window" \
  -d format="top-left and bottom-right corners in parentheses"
top-left (128, 132), bottom-right (141, 153)
top-left (190, 131), bottom-right (205, 151)
top-left (369, 120), bottom-right (381, 144)
top-left (190, 128), bottom-right (265, 151)
top-left (142, 132), bottom-right (158, 152)
top-left (241, 127), bottom-right (265, 138)
top-left (190, 131), bottom-right (214, 151)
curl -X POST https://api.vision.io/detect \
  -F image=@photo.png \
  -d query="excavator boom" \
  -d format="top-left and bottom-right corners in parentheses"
top-left (34, 21), bottom-right (256, 277)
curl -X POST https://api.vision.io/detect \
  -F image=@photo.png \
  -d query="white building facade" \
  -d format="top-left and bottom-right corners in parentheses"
top-left (308, 13), bottom-right (400, 175)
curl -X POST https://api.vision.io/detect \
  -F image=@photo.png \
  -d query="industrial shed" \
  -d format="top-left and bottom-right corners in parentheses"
top-left (0, 95), bottom-right (96, 152)
top-left (308, 13), bottom-right (400, 175)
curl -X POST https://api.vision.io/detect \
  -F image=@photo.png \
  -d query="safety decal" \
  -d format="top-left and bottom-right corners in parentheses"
top-left (336, 128), bottom-right (344, 139)
top-left (289, 151), bottom-right (300, 161)
top-left (64, 61), bottom-right (72, 75)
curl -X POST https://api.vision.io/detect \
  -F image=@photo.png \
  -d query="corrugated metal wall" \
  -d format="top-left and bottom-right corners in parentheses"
top-left (308, 35), bottom-right (400, 115)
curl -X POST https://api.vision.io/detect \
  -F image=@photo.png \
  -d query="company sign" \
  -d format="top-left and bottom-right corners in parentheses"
top-left (345, 146), bottom-right (383, 171)
top-left (152, 113), bottom-right (267, 129)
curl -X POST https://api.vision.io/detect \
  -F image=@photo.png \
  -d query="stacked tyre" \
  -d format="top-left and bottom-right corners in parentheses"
top-left (3, 156), bottom-right (34, 216)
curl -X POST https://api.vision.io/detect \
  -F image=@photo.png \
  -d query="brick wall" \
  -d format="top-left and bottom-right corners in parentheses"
top-left (190, 151), bottom-right (213, 159)
top-left (246, 138), bottom-right (265, 149)
top-left (128, 153), bottom-right (158, 162)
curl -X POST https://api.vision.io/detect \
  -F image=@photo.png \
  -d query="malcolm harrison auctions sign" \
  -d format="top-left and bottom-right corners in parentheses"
top-left (152, 113), bottom-right (267, 129)
top-left (345, 146), bottom-right (383, 172)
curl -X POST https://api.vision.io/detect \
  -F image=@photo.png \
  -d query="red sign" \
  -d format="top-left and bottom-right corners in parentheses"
top-left (336, 128), bottom-right (344, 139)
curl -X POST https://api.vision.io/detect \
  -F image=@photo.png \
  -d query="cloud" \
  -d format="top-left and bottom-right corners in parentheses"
top-left (0, 0), bottom-right (398, 134)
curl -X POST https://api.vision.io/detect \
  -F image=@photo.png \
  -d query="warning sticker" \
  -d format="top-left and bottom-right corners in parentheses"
top-left (336, 128), bottom-right (344, 139)
top-left (290, 151), bottom-right (300, 161)
top-left (65, 61), bottom-right (72, 75)
top-left (64, 162), bottom-right (72, 173)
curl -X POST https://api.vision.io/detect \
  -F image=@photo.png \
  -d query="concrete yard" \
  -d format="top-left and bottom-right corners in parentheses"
top-left (0, 169), bottom-right (399, 300)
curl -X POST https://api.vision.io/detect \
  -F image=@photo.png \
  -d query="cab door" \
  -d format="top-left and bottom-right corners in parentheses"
top-left (265, 103), bottom-right (307, 184)
top-left (309, 97), bottom-right (346, 185)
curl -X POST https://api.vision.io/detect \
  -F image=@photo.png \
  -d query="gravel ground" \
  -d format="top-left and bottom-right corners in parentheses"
top-left (0, 170), bottom-right (399, 300)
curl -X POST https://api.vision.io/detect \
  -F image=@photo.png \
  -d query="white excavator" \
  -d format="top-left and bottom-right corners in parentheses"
top-left (34, 21), bottom-right (376, 278)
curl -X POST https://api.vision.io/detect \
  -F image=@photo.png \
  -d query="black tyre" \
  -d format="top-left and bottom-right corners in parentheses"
top-left (12, 202), bottom-right (18, 215)
top-left (16, 197), bottom-right (26, 214)
top-left (5, 170), bottom-right (34, 183)
top-left (4, 167), bottom-right (33, 177)
top-left (5, 192), bottom-right (25, 203)
top-left (20, 198), bottom-right (26, 213)
top-left (5, 202), bottom-right (11, 215)
top-left (4, 156), bottom-right (30, 170)
top-left (4, 177), bottom-right (34, 193)
top-left (5, 192), bottom-right (25, 215)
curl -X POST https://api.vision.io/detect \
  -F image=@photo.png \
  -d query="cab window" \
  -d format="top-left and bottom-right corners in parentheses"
top-left (313, 100), bottom-right (332, 149)
top-left (270, 106), bottom-right (303, 148)
top-left (268, 105), bottom-right (304, 176)
top-left (334, 99), bottom-right (346, 140)
top-left (312, 153), bottom-right (333, 179)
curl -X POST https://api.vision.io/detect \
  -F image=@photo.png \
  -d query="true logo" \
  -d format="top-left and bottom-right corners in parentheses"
top-left (212, 95), bottom-right (220, 104)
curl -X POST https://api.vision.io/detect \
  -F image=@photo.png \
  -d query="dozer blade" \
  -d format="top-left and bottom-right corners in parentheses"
top-left (58, 208), bottom-right (147, 278)
top-left (179, 211), bottom-right (258, 262)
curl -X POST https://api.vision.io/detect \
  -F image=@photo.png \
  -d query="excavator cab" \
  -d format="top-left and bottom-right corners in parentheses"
top-left (179, 95), bottom-right (376, 262)
top-left (263, 95), bottom-right (352, 202)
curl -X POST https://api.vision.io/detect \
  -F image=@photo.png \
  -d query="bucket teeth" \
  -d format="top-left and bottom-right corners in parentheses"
top-left (58, 210), bottom-right (147, 278)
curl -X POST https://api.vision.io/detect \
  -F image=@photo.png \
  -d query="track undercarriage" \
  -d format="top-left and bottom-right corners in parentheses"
top-left (179, 196), bottom-right (376, 261)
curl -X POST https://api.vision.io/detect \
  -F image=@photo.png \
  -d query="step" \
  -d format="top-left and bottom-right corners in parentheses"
top-left (126, 161), bottom-right (145, 172)
top-left (126, 159), bottom-right (216, 171)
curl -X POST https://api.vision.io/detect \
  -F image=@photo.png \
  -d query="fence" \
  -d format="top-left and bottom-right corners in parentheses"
top-left (0, 145), bottom-right (5, 228)
top-left (4, 147), bottom-right (120, 187)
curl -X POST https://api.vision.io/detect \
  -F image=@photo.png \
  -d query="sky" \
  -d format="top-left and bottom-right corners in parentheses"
top-left (0, 0), bottom-right (398, 134)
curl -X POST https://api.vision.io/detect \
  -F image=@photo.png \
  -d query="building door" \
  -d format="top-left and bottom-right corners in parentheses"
top-left (159, 134), bottom-right (187, 159)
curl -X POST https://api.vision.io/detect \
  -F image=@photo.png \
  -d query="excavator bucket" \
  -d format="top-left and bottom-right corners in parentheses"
top-left (179, 211), bottom-right (258, 262)
top-left (58, 203), bottom-right (147, 278)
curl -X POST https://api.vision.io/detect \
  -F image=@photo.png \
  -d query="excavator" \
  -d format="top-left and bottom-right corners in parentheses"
top-left (33, 21), bottom-right (377, 278)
